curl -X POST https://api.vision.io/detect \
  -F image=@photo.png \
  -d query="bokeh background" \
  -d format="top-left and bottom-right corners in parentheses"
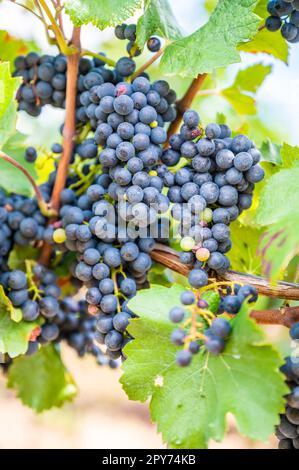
top-left (0, 0), bottom-right (297, 449)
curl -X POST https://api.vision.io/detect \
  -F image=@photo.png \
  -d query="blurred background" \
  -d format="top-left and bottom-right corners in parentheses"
top-left (0, 0), bottom-right (296, 449)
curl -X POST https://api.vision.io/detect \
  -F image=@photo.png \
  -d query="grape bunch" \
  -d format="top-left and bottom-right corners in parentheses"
top-left (0, 266), bottom-right (62, 350)
top-left (266, 0), bottom-right (299, 43)
top-left (0, 264), bottom-right (115, 367)
top-left (114, 23), bottom-right (161, 56)
top-left (55, 297), bottom-right (118, 368)
top-left (157, 110), bottom-right (264, 290)
top-left (0, 189), bottom-right (49, 270)
top-left (60, 191), bottom-right (153, 360)
top-left (11, 31), bottom-right (265, 374)
top-left (169, 283), bottom-right (258, 366)
top-left (14, 51), bottom-right (119, 118)
top-left (276, 321), bottom-right (299, 449)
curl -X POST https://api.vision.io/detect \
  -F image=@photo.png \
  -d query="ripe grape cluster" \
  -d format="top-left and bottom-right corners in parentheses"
top-left (60, 195), bottom-right (152, 360)
top-left (114, 23), bottom-right (161, 56)
top-left (0, 264), bottom-right (115, 366)
top-left (276, 321), bottom-right (299, 449)
top-left (0, 189), bottom-right (48, 270)
top-left (15, 51), bottom-right (118, 118)
top-left (169, 283), bottom-right (258, 366)
top-left (11, 29), bottom-right (265, 374)
top-left (266, 0), bottom-right (299, 43)
top-left (159, 110), bottom-right (264, 290)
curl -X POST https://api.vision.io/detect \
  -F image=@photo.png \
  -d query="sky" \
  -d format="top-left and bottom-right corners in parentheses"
top-left (0, 0), bottom-right (298, 145)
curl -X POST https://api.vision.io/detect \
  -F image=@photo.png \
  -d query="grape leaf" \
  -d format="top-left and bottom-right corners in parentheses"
top-left (229, 221), bottom-right (263, 274)
top-left (258, 215), bottom-right (299, 281)
top-left (233, 63), bottom-right (271, 93)
top-left (121, 286), bottom-right (287, 449)
top-left (221, 88), bottom-right (256, 115)
top-left (0, 132), bottom-right (37, 196)
top-left (7, 344), bottom-right (77, 412)
top-left (8, 244), bottom-right (39, 271)
top-left (0, 286), bottom-right (38, 357)
top-left (65, 0), bottom-right (142, 29)
top-left (0, 30), bottom-right (39, 66)
top-left (240, 28), bottom-right (288, 62)
top-left (255, 162), bottom-right (299, 279)
top-left (0, 62), bottom-right (21, 148)
top-left (121, 285), bottom-right (183, 401)
top-left (280, 143), bottom-right (299, 169)
top-left (260, 139), bottom-right (281, 165)
top-left (221, 64), bottom-right (271, 115)
top-left (160, 0), bottom-right (260, 77)
top-left (136, 0), bottom-right (183, 48)
top-left (239, 0), bottom-right (288, 62)
top-left (256, 167), bottom-right (299, 226)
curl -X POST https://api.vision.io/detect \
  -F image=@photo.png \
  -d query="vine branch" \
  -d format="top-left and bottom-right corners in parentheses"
top-left (39, 26), bottom-right (81, 266)
top-left (150, 246), bottom-right (299, 327)
top-left (166, 73), bottom-right (208, 144)
top-left (50, 26), bottom-right (81, 213)
top-left (250, 307), bottom-right (299, 328)
top-left (0, 151), bottom-right (55, 216)
top-left (130, 47), bottom-right (165, 81)
top-left (151, 247), bottom-right (299, 300)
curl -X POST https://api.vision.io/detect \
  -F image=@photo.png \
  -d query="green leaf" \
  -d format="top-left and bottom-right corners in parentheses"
top-left (221, 87), bottom-right (256, 115)
top-left (65, 0), bottom-right (142, 29)
top-left (280, 143), bottom-right (299, 169)
top-left (240, 28), bottom-right (288, 62)
top-left (8, 244), bottom-right (39, 270)
top-left (260, 139), bottom-right (281, 165)
top-left (121, 286), bottom-right (287, 448)
top-left (229, 222), bottom-right (263, 274)
top-left (239, 0), bottom-right (288, 62)
top-left (0, 132), bottom-right (37, 196)
top-left (160, 0), bottom-right (260, 77)
top-left (233, 63), bottom-right (271, 93)
top-left (0, 30), bottom-right (39, 67)
top-left (256, 167), bottom-right (299, 226)
top-left (0, 62), bottom-right (21, 148)
top-left (258, 215), bottom-right (299, 281)
top-left (136, 0), bottom-right (183, 48)
top-left (221, 64), bottom-right (271, 115)
top-left (121, 284), bottom-right (184, 401)
top-left (7, 344), bottom-right (77, 412)
top-left (0, 286), bottom-right (38, 357)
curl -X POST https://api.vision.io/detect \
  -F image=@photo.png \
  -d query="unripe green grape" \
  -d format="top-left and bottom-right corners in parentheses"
top-left (180, 236), bottom-right (195, 252)
top-left (53, 228), bottom-right (67, 244)
top-left (201, 208), bottom-right (213, 223)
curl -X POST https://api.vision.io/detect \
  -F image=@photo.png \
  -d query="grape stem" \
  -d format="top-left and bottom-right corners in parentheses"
top-left (0, 150), bottom-right (56, 217)
top-left (165, 73), bottom-right (208, 145)
top-left (10, 1), bottom-right (44, 21)
top-left (50, 26), bottom-right (81, 213)
top-left (39, 26), bottom-right (81, 266)
top-left (130, 47), bottom-right (166, 82)
top-left (37, 0), bottom-right (76, 54)
top-left (52, 0), bottom-right (64, 36)
top-left (151, 245), bottom-right (299, 299)
top-left (81, 49), bottom-right (116, 67)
